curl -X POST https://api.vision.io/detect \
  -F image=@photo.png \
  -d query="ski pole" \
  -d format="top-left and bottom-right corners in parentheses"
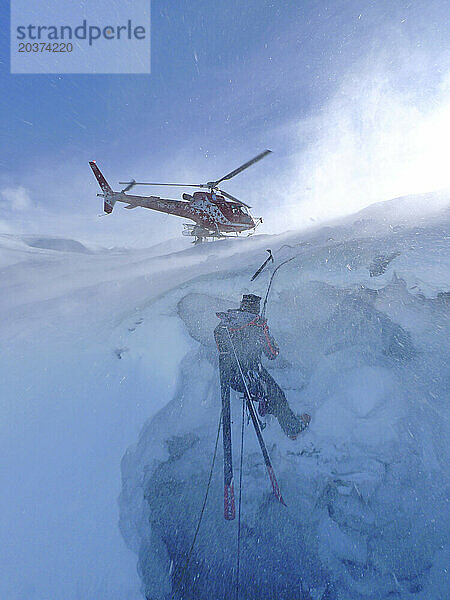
top-left (225, 327), bottom-right (285, 505)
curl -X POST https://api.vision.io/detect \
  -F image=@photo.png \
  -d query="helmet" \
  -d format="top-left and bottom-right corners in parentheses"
top-left (239, 294), bottom-right (261, 314)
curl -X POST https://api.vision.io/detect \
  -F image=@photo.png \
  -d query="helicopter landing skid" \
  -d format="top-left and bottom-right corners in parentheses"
top-left (182, 224), bottom-right (225, 244)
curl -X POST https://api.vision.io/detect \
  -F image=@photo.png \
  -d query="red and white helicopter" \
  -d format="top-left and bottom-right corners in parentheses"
top-left (89, 150), bottom-right (271, 243)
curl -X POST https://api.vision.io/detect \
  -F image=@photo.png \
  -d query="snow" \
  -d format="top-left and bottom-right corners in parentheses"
top-left (22, 236), bottom-right (92, 253)
top-left (1, 191), bottom-right (448, 599)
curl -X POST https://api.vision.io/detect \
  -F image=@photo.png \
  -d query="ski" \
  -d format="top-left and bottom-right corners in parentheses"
top-left (223, 325), bottom-right (286, 507)
top-left (219, 359), bottom-right (235, 520)
top-left (244, 394), bottom-right (286, 505)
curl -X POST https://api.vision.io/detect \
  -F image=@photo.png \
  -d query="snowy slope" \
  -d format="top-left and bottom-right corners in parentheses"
top-left (0, 231), bottom-right (286, 600)
top-left (116, 193), bottom-right (449, 599)
top-left (0, 230), bottom-right (304, 600)
top-left (1, 191), bottom-right (449, 600)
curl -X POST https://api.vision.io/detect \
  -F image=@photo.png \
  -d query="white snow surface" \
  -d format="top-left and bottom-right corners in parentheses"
top-left (1, 190), bottom-right (449, 599)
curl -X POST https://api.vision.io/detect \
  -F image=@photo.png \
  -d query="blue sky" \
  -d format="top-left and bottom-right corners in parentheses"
top-left (1, 0), bottom-right (449, 245)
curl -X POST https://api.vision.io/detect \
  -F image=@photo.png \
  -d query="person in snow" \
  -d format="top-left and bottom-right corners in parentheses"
top-left (214, 294), bottom-right (310, 439)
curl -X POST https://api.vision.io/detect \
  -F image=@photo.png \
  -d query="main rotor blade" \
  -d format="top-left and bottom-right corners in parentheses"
top-left (218, 188), bottom-right (252, 208)
top-left (118, 181), bottom-right (206, 188)
top-left (119, 181), bottom-right (204, 188)
top-left (211, 149), bottom-right (272, 187)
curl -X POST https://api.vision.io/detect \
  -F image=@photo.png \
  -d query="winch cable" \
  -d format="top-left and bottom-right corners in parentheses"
top-left (261, 255), bottom-right (298, 318)
top-left (235, 385), bottom-right (246, 600)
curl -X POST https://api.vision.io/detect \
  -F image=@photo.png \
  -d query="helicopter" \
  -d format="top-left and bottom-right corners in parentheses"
top-left (89, 150), bottom-right (271, 244)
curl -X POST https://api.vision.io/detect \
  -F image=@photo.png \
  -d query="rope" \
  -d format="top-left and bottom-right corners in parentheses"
top-left (225, 327), bottom-right (253, 400)
top-left (171, 410), bottom-right (222, 600)
top-left (262, 255), bottom-right (298, 318)
top-left (235, 392), bottom-right (246, 600)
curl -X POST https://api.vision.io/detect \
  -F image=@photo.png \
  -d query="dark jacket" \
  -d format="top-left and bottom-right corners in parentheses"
top-left (214, 309), bottom-right (279, 371)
